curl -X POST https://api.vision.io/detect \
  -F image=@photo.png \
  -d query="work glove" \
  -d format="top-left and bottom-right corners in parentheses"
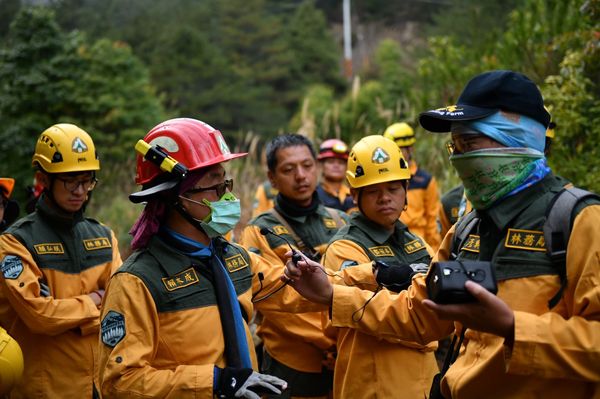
top-left (215, 366), bottom-right (287, 399)
top-left (374, 261), bottom-right (428, 292)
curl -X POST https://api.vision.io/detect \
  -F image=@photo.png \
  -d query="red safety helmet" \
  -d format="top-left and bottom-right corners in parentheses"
top-left (0, 178), bottom-right (15, 199)
top-left (135, 118), bottom-right (247, 185)
top-left (317, 139), bottom-right (349, 160)
top-left (130, 118), bottom-right (246, 203)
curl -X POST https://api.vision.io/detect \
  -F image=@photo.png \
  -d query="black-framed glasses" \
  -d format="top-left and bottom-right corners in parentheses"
top-left (187, 179), bottom-right (233, 198)
top-left (56, 177), bottom-right (98, 192)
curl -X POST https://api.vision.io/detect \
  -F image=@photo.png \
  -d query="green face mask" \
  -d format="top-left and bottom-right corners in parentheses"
top-left (449, 148), bottom-right (542, 210)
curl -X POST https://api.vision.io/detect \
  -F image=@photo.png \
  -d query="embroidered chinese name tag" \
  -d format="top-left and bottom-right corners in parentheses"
top-left (461, 235), bottom-right (480, 253)
top-left (505, 229), bottom-right (545, 252)
top-left (404, 239), bottom-right (426, 254)
top-left (368, 246), bottom-right (394, 257)
top-left (225, 254), bottom-right (249, 272)
top-left (162, 267), bottom-right (200, 291)
top-left (83, 237), bottom-right (111, 250)
top-left (34, 243), bottom-right (65, 255)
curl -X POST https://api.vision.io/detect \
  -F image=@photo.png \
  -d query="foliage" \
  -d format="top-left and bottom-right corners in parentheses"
top-left (50, 0), bottom-right (344, 138)
top-left (542, 0), bottom-right (600, 192)
top-left (0, 6), bottom-right (163, 205)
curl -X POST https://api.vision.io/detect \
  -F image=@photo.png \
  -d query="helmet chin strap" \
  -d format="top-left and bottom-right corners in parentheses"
top-left (174, 201), bottom-right (211, 236)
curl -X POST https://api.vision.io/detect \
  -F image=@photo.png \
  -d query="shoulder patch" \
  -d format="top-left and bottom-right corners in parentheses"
top-left (225, 254), bottom-right (249, 273)
top-left (505, 228), bottom-right (545, 252)
top-left (461, 234), bottom-right (480, 253)
top-left (101, 310), bottom-right (126, 347)
top-left (272, 225), bottom-right (289, 236)
top-left (404, 239), bottom-right (427, 254)
top-left (83, 237), bottom-right (111, 251)
top-left (368, 246), bottom-right (394, 257)
top-left (323, 218), bottom-right (337, 229)
top-left (340, 260), bottom-right (359, 270)
top-left (34, 243), bottom-right (65, 255)
top-left (162, 267), bottom-right (200, 291)
top-left (1, 255), bottom-right (23, 279)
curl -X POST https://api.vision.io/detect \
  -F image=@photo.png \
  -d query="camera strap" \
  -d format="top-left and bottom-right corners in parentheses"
top-left (450, 211), bottom-right (480, 260)
top-left (429, 327), bottom-right (466, 399)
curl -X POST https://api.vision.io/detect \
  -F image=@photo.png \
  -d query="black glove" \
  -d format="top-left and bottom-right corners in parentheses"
top-left (374, 261), bottom-right (428, 293)
top-left (215, 367), bottom-right (287, 399)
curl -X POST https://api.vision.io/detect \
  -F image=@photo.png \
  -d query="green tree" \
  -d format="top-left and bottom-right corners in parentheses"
top-left (0, 6), bottom-right (163, 200)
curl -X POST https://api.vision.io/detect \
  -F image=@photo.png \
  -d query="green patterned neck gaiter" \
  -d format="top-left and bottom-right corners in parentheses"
top-left (449, 148), bottom-right (542, 210)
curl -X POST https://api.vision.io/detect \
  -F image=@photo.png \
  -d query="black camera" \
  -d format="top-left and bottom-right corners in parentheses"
top-left (426, 260), bottom-right (497, 304)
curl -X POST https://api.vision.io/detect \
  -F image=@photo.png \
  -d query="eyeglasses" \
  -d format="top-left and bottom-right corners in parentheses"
top-left (56, 177), bottom-right (98, 192)
top-left (446, 134), bottom-right (497, 155)
top-left (187, 179), bottom-right (233, 198)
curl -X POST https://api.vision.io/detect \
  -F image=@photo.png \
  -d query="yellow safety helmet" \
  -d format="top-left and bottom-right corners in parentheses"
top-left (544, 105), bottom-right (556, 139)
top-left (383, 122), bottom-right (416, 148)
top-left (346, 135), bottom-right (410, 189)
top-left (0, 327), bottom-right (24, 395)
top-left (32, 124), bottom-right (100, 174)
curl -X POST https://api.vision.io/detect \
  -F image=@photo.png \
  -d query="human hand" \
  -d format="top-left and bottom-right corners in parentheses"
top-left (422, 280), bottom-right (514, 339)
top-left (88, 289), bottom-right (105, 307)
top-left (282, 251), bottom-right (333, 305)
top-left (215, 367), bottom-right (287, 399)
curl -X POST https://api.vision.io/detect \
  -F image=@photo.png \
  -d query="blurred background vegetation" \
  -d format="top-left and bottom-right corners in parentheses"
top-left (0, 0), bottom-right (598, 256)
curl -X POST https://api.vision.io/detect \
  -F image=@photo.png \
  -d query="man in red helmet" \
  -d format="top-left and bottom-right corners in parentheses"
top-left (98, 118), bottom-right (303, 398)
top-left (315, 139), bottom-right (355, 213)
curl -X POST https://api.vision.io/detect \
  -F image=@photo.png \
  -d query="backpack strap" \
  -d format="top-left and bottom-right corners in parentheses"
top-left (267, 208), bottom-right (318, 258)
top-left (324, 207), bottom-right (345, 229)
top-left (543, 187), bottom-right (600, 308)
top-left (450, 210), bottom-right (480, 260)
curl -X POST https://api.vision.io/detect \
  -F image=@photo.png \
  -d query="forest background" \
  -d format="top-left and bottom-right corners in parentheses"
top-left (0, 0), bottom-right (598, 256)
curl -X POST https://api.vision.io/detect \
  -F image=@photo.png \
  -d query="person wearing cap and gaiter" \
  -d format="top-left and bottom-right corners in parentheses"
top-left (281, 70), bottom-right (600, 399)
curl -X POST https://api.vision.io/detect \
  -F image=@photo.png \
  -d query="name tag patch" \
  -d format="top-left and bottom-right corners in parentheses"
top-left (162, 267), bottom-right (200, 291)
top-left (404, 239), bottom-right (426, 254)
top-left (1, 255), bottom-right (23, 279)
top-left (272, 225), bottom-right (289, 236)
top-left (83, 237), bottom-right (111, 250)
top-left (34, 243), bottom-right (64, 255)
top-left (323, 218), bottom-right (337, 229)
top-left (461, 235), bottom-right (480, 253)
top-left (101, 310), bottom-right (126, 347)
top-left (368, 246), bottom-right (394, 257)
top-left (505, 229), bottom-right (545, 252)
top-left (225, 254), bottom-right (249, 273)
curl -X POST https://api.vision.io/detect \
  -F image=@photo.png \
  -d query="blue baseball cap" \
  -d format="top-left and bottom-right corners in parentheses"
top-left (419, 70), bottom-right (551, 133)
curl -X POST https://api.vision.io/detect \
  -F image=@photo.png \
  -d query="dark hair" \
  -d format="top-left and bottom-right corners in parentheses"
top-left (266, 134), bottom-right (316, 172)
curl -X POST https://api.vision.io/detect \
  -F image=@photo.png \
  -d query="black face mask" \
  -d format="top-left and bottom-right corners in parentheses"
top-left (1, 199), bottom-right (20, 232)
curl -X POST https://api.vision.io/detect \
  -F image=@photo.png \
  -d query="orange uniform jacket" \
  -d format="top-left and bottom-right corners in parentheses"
top-left (0, 202), bottom-right (121, 399)
top-left (400, 162), bottom-right (442, 252)
top-left (98, 236), bottom-right (322, 399)
top-left (323, 214), bottom-right (438, 399)
top-left (330, 202), bottom-right (600, 397)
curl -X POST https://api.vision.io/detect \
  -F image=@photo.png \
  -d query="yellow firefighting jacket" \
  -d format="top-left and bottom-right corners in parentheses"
top-left (99, 236), bottom-right (321, 399)
top-left (0, 199), bottom-right (122, 399)
top-left (251, 181), bottom-right (277, 218)
top-left (400, 162), bottom-right (442, 252)
top-left (331, 175), bottom-right (600, 399)
top-left (240, 199), bottom-right (347, 373)
top-left (323, 212), bottom-right (438, 398)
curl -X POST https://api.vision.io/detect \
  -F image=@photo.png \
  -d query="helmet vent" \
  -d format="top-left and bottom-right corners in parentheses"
top-left (400, 158), bottom-right (407, 169)
top-left (52, 152), bottom-right (63, 163)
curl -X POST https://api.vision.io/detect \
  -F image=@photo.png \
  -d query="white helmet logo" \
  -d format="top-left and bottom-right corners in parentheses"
top-left (72, 137), bottom-right (88, 153)
top-left (372, 147), bottom-right (390, 164)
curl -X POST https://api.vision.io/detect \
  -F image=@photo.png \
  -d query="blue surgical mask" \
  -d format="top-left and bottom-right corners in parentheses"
top-left (180, 192), bottom-right (241, 238)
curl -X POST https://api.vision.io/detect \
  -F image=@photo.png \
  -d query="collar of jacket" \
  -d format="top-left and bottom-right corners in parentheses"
top-left (350, 211), bottom-right (408, 245)
top-left (36, 193), bottom-right (84, 228)
top-left (274, 191), bottom-right (320, 221)
top-left (147, 235), bottom-right (212, 277)
top-left (481, 173), bottom-right (567, 231)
